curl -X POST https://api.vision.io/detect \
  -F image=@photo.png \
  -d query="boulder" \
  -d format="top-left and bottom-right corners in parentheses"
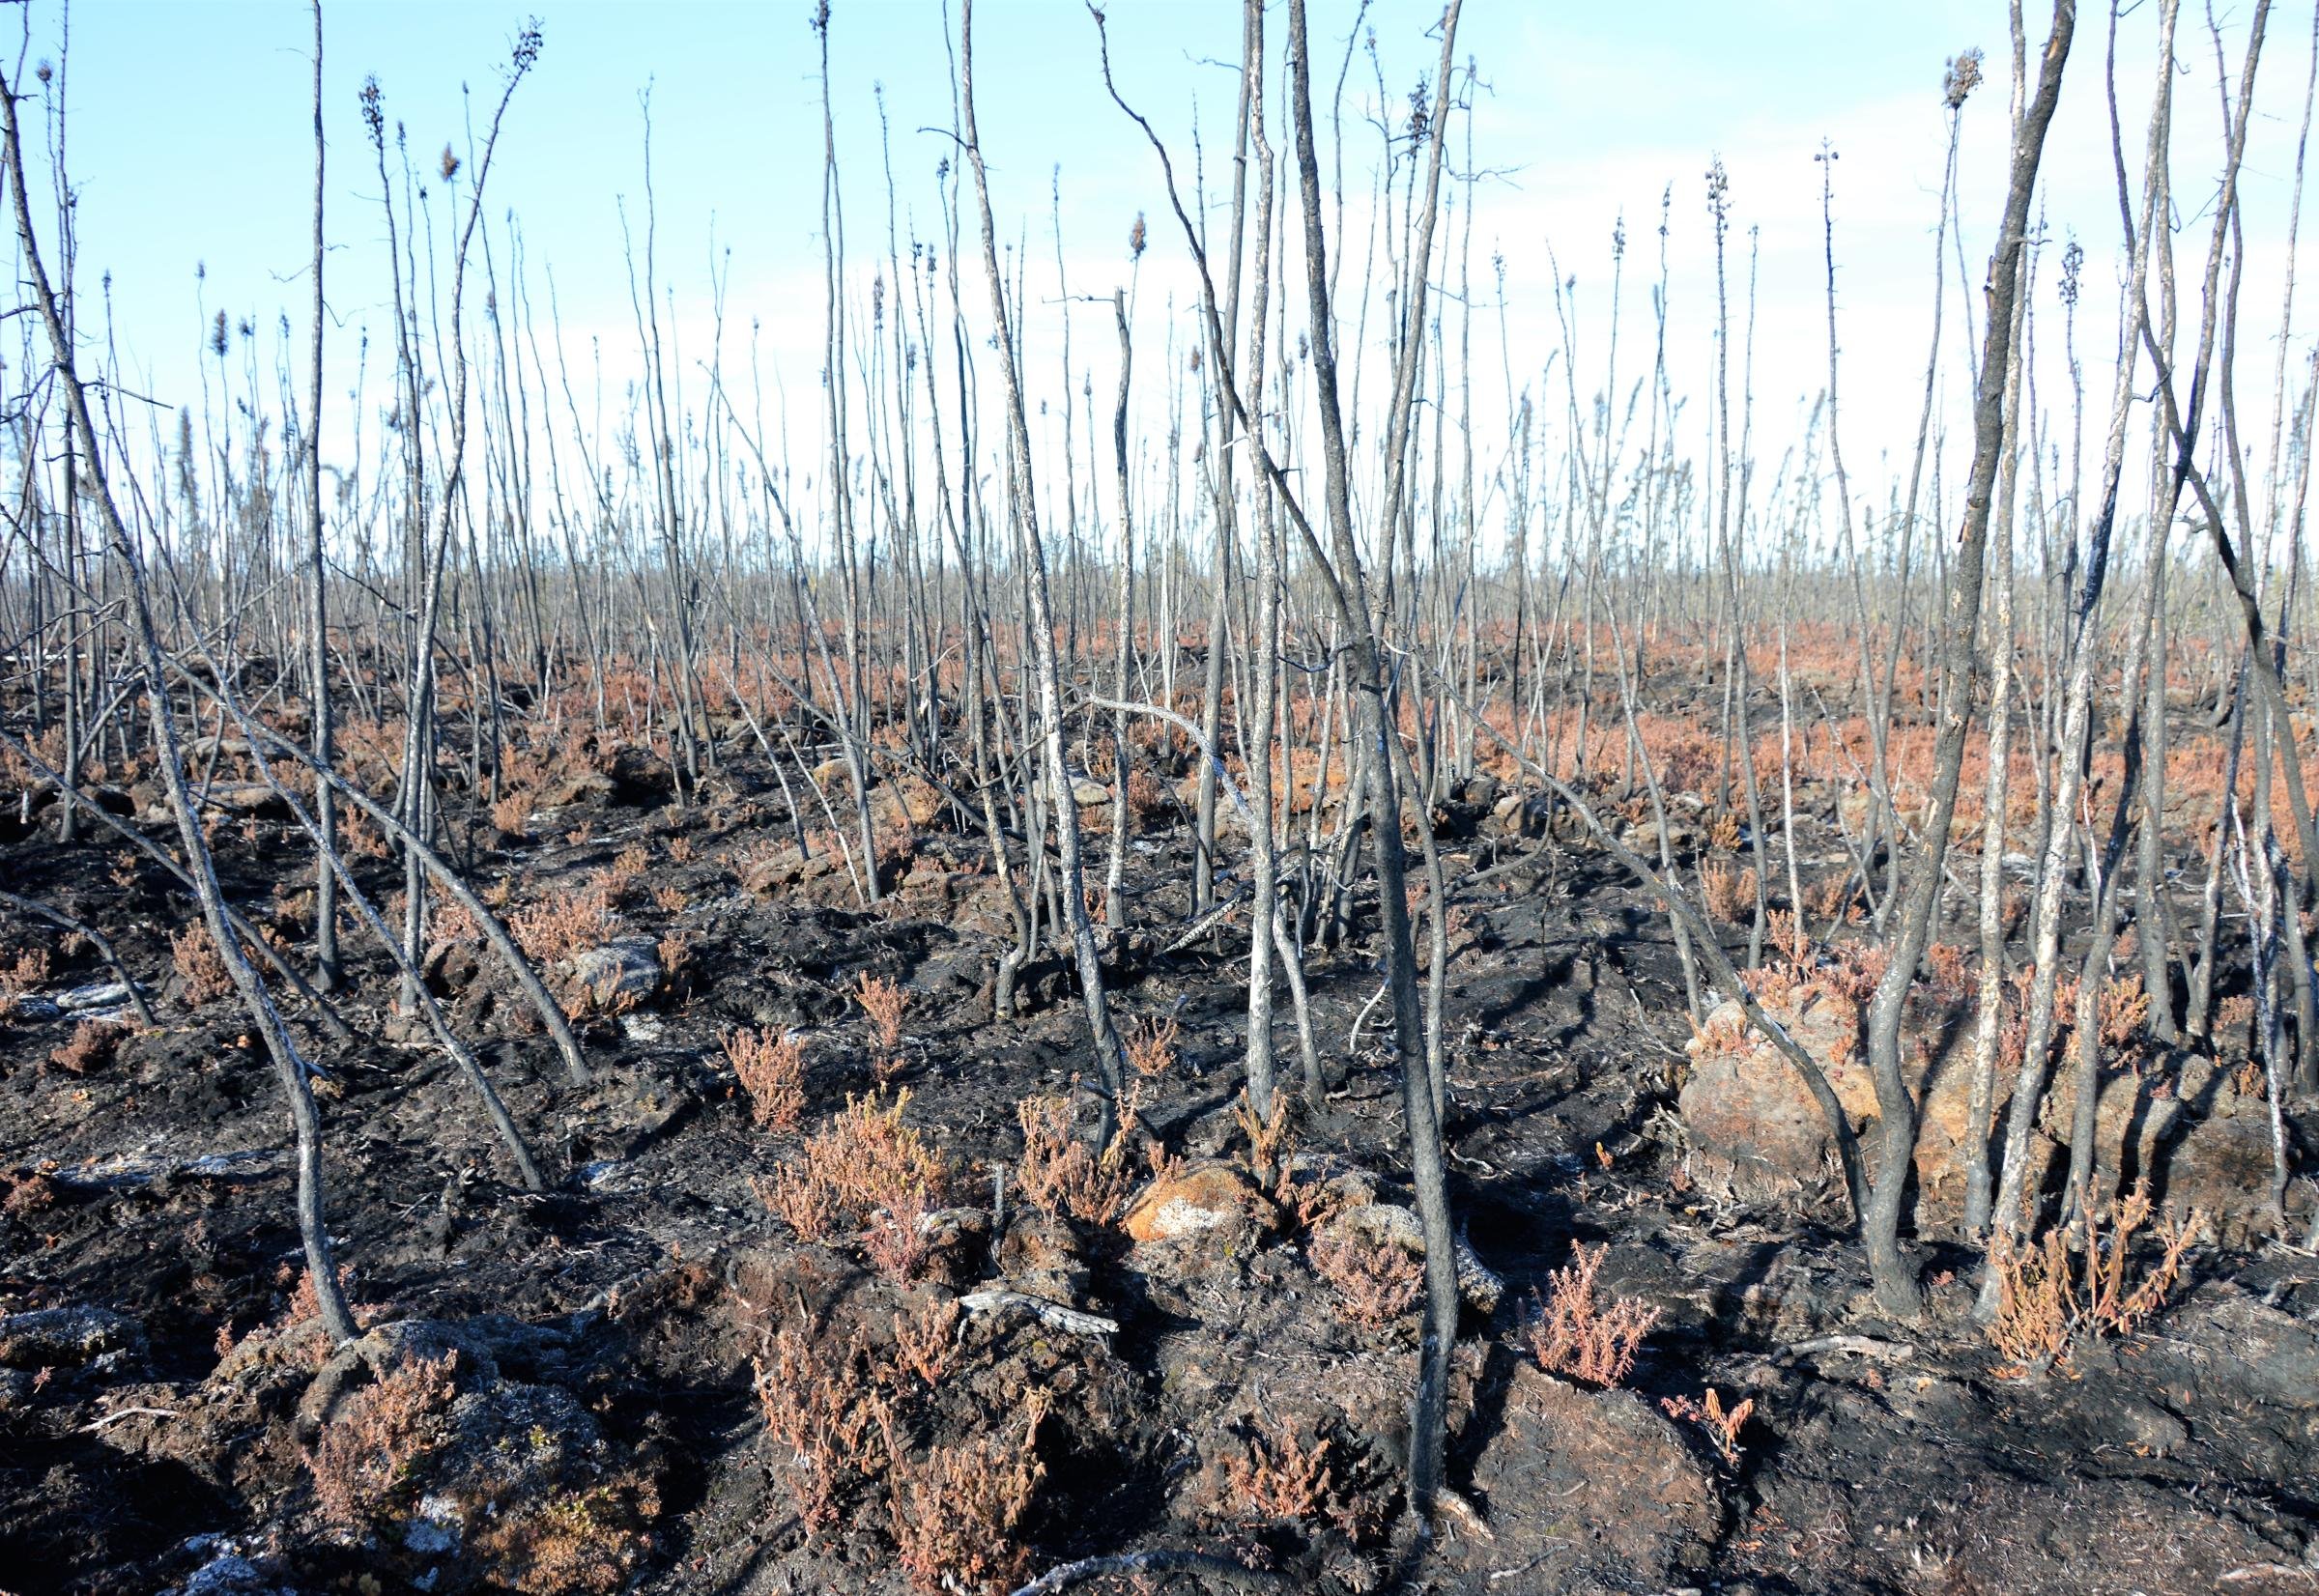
top-left (870, 773), bottom-right (945, 832)
top-left (1679, 982), bottom-right (1872, 1192)
top-left (603, 742), bottom-right (673, 804)
top-left (1465, 1363), bottom-right (1724, 1583)
top-left (567, 936), bottom-right (662, 1010)
top-left (1683, 978), bottom-right (2287, 1237)
top-left (0, 1303), bottom-right (143, 1368)
top-left (536, 766), bottom-right (613, 809)
top-left (994, 1208), bottom-right (1092, 1303)
top-left (195, 782), bottom-right (289, 819)
top-left (1122, 1160), bottom-right (1278, 1244)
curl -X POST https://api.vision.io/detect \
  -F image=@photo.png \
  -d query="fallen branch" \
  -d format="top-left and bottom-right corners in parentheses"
top-left (957, 1290), bottom-right (1118, 1338)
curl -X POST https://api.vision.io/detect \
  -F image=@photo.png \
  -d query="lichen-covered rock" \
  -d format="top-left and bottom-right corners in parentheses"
top-left (1122, 1160), bottom-right (1278, 1244)
top-left (0, 1303), bottom-right (143, 1368)
top-left (566, 936), bottom-right (662, 1009)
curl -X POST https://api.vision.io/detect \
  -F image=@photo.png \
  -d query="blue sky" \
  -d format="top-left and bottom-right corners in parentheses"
top-left (16, 1), bottom-right (2308, 560)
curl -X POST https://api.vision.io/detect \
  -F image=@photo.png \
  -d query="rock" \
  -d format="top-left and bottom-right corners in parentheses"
top-left (1466, 1363), bottom-right (1725, 1583)
top-left (1678, 980), bottom-right (1997, 1224)
top-left (1683, 978), bottom-right (2286, 1237)
top-left (2184, 1295), bottom-right (2319, 1409)
top-left (176, 1541), bottom-right (277, 1596)
top-left (1679, 983), bottom-right (1869, 1194)
top-left (301, 1319), bottom-right (655, 1591)
top-left (403, 1510), bottom-right (461, 1554)
top-left (536, 767), bottom-right (613, 809)
top-left (1071, 776), bottom-right (1111, 808)
top-left (604, 742), bottom-right (673, 803)
top-left (195, 782), bottom-right (288, 819)
top-left (0, 1303), bottom-right (143, 1368)
top-left (994, 1209), bottom-right (1091, 1302)
top-left (567, 936), bottom-right (663, 1009)
top-left (186, 735), bottom-right (257, 763)
top-left (1122, 1160), bottom-right (1278, 1244)
top-left (570, 1067), bottom-right (693, 1160)
top-left (2152, 1090), bottom-right (2283, 1247)
top-left (870, 773), bottom-right (946, 832)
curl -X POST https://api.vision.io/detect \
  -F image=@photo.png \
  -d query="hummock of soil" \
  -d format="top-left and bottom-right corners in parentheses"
top-left (3, 749), bottom-right (2318, 1596)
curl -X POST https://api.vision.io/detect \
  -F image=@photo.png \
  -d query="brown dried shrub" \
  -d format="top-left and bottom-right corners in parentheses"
top-left (1987, 1182), bottom-right (2198, 1377)
top-left (1221, 1414), bottom-right (1334, 1525)
top-left (889, 1297), bottom-right (959, 1389)
top-left (1125, 1013), bottom-right (1180, 1077)
top-left (0, 945), bottom-right (51, 1017)
top-left (752, 1089), bottom-right (951, 1271)
top-left (726, 1025), bottom-right (807, 1132)
top-left (468, 1479), bottom-right (661, 1596)
top-left (307, 1350), bottom-right (461, 1526)
top-left (1307, 1229), bottom-right (1422, 1328)
top-left (425, 896), bottom-right (481, 955)
top-left (855, 971), bottom-right (908, 1080)
top-left (754, 1319), bottom-right (885, 1538)
top-left (1232, 1087), bottom-right (1294, 1187)
top-left (1, 1168), bottom-right (58, 1217)
top-left (887, 1397), bottom-right (1049, 1595)
top-left (510, 884), bottom-right (616, 965)
top-left (1802, 870), bottom-right (1856, 923)
top-left (656, 929), bottom-right (695, 989)
top-left (1526, 1242), bottom-right (1661, 1388)
top-left (1016, 1093), bottom-right (1140, 1226)
top-left (1661, 1387), bottom-right (1755, 1467)
top-left (171, 925), bottom-right (234, 1007)
top-left (603, 844), bottom-right (651, 899)
top-left (491, 785), bottom-right (537, 837)
top-left (1126, 767), bottom-right (1169, 824)
top-left (1700, 860), bottom-right (1744, 924)
top-left (47, 1018), bottom-right (125, 1076)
